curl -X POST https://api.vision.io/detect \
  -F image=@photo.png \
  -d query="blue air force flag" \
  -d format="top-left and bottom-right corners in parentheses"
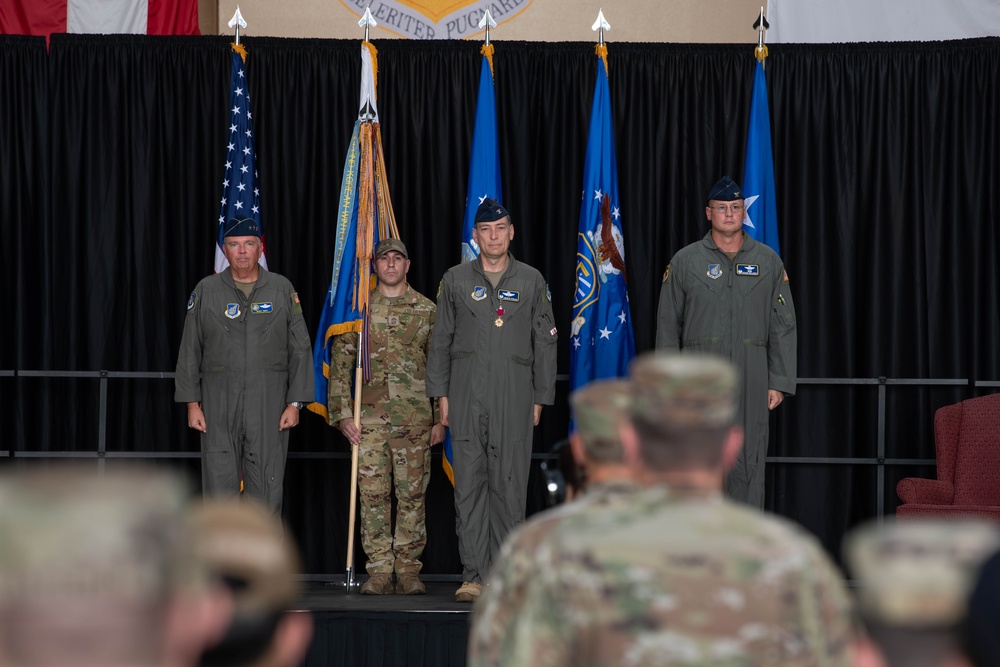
top-left (741, 59), bottom-right (781, 256)
top-left (461, 48), bottom-right (503, 263)
top-left (215, 43), bottom-right (267, 273)
top-left (569, 52), bottom-right (636, 401)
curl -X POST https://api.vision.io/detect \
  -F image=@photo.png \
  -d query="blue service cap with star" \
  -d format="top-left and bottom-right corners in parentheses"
top-left (223, 217), bottom-right (261, 238)
top-left (474, 198), bottom-right (510, 224)
top-left (706, 176), bottom-right (742, 202)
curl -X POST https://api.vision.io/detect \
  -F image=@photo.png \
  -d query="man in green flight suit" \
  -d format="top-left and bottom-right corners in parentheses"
top-left (427, 198), bottom-right (558, 602)
top-left (175, 218), bottom-right (314, 513)
top-left (656, 176), bottom-right (796, 508)
top-left (328, 238), bottom-right (445, 596)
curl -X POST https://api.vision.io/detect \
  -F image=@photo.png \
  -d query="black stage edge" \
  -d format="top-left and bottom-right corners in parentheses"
top-left (298, 582), bottom-right (472, 667)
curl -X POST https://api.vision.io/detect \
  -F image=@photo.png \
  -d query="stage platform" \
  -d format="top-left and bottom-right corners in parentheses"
top-left (298, 581), bottom-right (472, 667)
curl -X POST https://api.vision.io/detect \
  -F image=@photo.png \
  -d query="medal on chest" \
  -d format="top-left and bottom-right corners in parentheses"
top-left (495, 306), bottom-right (504, 328)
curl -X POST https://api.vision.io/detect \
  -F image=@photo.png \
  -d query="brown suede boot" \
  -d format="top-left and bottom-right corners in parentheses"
top-left (360, 573), bottom-right (394, 595)
top-left (454, 581), bottom-right (483, 602)
top-left (395, 574), bottom-right (426, 595)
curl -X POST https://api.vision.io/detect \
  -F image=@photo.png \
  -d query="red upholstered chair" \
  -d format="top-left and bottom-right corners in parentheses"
top-left (896, 393), bottom-right (1000, 520)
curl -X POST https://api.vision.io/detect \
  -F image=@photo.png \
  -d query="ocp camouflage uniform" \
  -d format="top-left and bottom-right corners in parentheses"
top-left (328, 286), bottom-right (437, 576)
top-left (469, 353), bottom-right (852, 667)
top-left (469, 485), bottom-right (853, 667)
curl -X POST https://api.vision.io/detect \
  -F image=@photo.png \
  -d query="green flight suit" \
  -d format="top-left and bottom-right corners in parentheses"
top-left (426, 254), bottom-right (558, 583)
top-left (656, 232), bottom-right (796, 507)
top-left (175, 268), bottom-right (314, 512)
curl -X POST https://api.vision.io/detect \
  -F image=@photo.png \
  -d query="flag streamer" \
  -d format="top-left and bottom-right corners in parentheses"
top-left (308, 42), bottom-right (399, 420)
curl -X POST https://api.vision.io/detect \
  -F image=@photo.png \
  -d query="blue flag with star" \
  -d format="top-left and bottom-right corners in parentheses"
top-left (440, 46), bottom-right (503, 486)
top-left (569, 51), bottom-right (636, 403)
top-left (742, 59), bottom-right (781, 256)
top-left (215, 43), bottom-right (267, 273)
top-left (461, 47), bottom-right (503, 263)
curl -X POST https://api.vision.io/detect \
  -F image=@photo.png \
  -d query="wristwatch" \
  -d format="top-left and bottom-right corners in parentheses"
top-left (287, 401), bottom-right (304, 410)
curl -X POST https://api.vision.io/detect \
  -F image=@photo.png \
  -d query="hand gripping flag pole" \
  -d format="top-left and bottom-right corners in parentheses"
top-left (308, 6), bottom-right (399, 593)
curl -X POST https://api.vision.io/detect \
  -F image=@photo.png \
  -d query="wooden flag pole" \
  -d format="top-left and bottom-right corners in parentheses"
top-left (345, 331), bottom-right (363, 594)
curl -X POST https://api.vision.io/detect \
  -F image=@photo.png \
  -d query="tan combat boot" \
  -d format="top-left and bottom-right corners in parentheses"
top-left (395, 573), bottom-right (426, 595)
top-left (454, 581), bottom-right (483, 602)
top-left (360, 573), bottom-right (394, 595)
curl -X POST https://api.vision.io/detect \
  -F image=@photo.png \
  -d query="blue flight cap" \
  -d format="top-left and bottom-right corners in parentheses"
top-left (223, 217), bottom-right (261, 238)
top-left (474, 198), bottom-right (510, 224)
top-left (707, 176), bottom-right (743, 202)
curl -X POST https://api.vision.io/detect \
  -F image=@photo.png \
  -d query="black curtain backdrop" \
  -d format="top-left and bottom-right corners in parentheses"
top-left (5, 34), bottom-right (1000, 572)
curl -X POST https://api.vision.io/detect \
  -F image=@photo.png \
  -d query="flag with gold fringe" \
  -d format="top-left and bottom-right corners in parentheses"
top-left (569, 43), bottom-right (635, 412)
top-left (216, 42), bottom-right (267, 273)
top-left (308, 42), bottom-right (399, 420)
top-left (441, 43), bottom-right (503, 486)
top-left (741, 45), bottom-right (781, 255)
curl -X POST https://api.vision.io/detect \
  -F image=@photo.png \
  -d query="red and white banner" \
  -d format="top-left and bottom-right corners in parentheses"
top-left (0, 0), bottom-right (199, 37)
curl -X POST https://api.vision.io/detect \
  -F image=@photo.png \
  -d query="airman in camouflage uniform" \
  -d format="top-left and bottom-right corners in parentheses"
top-left (469, 352), bottom-right (854, 667)
top-left (328, 238), bottom-right (444, 595)
top-left (0, 465), bottom-right (229, 667)
top-left (845, 518), bottom-right (1000, 667)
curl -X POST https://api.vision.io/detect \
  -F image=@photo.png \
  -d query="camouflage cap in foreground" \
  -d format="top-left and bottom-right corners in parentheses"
top-left (190, 498), bottom-right (303, 616)
top-left (0, 465), bottom-right (200, 605)
top-left (845, 518), bottom-right (1000, 627)
top-left (628, 352), bottom-right (738, 429)
top-left (570, 378), bottom-right (630, 458)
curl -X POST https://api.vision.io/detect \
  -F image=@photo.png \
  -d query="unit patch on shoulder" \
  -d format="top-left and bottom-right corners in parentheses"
top-left (546, 284), bottom-right (552, 302)
top-left (187, 291), bottom-right (197, 311)
top-left (662, 264), bottom-right (671, 283)
top-left (783, 268), bottom-right (790, 283)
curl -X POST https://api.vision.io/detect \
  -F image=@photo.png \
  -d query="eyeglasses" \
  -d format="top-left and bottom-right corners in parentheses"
top-left (712, 204), bottom-right (745, 214)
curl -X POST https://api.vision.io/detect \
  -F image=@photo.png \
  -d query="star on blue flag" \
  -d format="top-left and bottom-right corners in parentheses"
top-left (569, 50), bottom-right (636, 414)
top-left (742, 59), bottom-right (781, 256)
top-left (215, 43), bottom-right (267, 273)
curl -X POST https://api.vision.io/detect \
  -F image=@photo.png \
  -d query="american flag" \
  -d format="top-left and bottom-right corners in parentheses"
top-left (215, 43), bottom-right (267, 273)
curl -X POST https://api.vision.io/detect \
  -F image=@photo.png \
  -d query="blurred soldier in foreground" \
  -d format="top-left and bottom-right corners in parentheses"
top-left (328, 238), bottom-right (444, 595)
top-left (0, 466), bottom-right (230, 667)
top-left (471, 378), bottom-right (638, 659)
top-left (845, 518), bottom-right (1000, 667)
top-left (469, 352), bottom-right (854, 667)
top-left (191, 498), bottom-right (313, 667)
top-left (964, 547), bottom-right (1000, 667)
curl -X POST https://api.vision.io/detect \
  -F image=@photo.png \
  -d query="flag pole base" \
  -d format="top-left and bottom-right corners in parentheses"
top-left (344, 567), bottom-right (356, 595)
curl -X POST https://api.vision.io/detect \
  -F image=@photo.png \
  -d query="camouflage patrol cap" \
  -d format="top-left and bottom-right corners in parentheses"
top-left (845, 518), bottom-right (1000, 628)
top-left (0, 466), bottom-right (201, 606)
top-left (628, 352), bottom-right (738, 429)
top-left (570, 378), bottom-right (630, 460)
top-left (374, 237), bottom-right (408, 259)
top-left (190, 498), bottom-right (303, 616)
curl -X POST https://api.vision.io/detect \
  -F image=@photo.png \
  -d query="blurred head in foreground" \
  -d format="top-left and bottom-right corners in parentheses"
top-left (191, 498), bottom-right (313, 667)
top-left (0, 465), bottom-right (230, 667)
top-left (845, 517), bottom-right (1000, 667)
